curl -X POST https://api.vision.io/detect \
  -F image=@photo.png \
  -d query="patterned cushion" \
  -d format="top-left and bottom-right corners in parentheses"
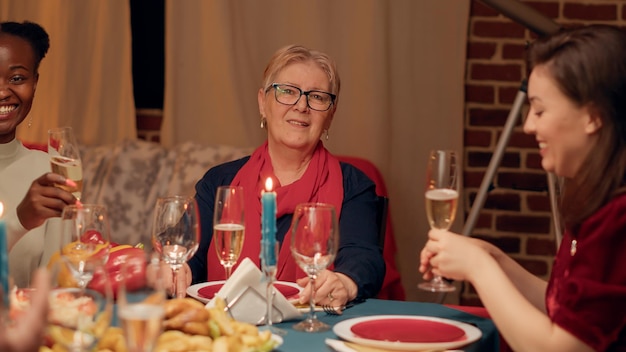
top-left (79, 139), bottom-right (251, 247)
top-left (167, 141), bottom-right (251, 197)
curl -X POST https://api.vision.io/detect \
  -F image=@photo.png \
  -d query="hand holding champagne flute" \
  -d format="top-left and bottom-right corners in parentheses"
top-left (418, 150), bottom-right (459, 293)
top-left (213, 186), bottom-right (245, 279)
top-left (48, 127), bottom-right (83, 200)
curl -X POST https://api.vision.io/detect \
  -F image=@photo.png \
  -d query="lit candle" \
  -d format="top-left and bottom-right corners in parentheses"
top-left (0, 202), bottom-right (8, 308)
top-left (260, 178), bottom-right (277, 267)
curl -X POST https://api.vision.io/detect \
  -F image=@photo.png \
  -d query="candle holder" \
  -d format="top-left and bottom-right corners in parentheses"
top-left (0, 201), bottom-right (9, 314)
top-left (261, 242), bottom-right (286, 336)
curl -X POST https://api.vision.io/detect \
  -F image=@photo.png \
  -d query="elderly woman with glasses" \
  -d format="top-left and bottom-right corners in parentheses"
top-left (186, 44), bottom-right (385, 308)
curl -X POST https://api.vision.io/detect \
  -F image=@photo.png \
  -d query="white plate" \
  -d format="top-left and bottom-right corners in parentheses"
top-left (333, 315), bottom-right (482, 351)
top-left (186, 280), bottom-right (303, 304)
top-left (271, 333), bottom-right (283, 350)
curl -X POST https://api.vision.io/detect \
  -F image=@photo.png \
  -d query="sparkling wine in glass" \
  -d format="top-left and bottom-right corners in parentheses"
top-left (59, 204), bottom-right (111, 289)
top-left (118, 252), bottom-right (166, 352)
top-left (213, 186), bottom-right (245, 279)
top-left (48, 127), bottom-right (83, 200)
top-left (152, 196), bottom-right (200, 298)
top-left (46, 262), bottom-right (113, 352)
top-left (418, 149), bottom-right (459, 293)
top-left (290, 203), bottom-right (339, 333)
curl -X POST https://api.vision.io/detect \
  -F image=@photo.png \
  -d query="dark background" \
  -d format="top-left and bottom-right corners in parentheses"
top-left (130, 0), bottom-right (165, 109)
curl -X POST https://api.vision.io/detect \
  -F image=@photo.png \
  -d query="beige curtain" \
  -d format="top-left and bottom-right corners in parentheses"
top-left (1, 0), bottom-right (136, 145)
top-left (165, 0), bottom-right (469, 302)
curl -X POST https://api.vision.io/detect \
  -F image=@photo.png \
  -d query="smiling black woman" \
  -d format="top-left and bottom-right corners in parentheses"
top-left (0, 21), bottom-right (78, 288)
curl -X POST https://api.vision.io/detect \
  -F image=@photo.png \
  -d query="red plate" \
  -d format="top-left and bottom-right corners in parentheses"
top-left (350, 318), bottom-right (466, 343)
top-left (197, 282), bottom-right (300, 300)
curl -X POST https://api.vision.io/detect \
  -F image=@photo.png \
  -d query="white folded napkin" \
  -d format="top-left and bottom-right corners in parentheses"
top-left (205, 257), bottom-right (302, 324)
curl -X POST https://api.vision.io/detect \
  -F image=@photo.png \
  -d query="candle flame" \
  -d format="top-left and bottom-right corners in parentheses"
top-left (0, 202), bottom-right (3, 217)
top-left (265, 177), bottom-right (273, 192)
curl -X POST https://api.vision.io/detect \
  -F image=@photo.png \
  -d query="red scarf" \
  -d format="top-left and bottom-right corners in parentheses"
top-left (206, 141), bottom-right (344, 281)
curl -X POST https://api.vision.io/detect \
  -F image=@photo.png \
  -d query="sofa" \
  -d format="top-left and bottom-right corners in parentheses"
top-left (76, 139), bottom-right (252, 247)
top-left (27, 138), bottom-right (404, 300)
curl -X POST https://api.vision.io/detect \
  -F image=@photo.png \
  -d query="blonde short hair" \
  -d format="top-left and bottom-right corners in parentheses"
top-left (261, 44), bottom-right (341, 108)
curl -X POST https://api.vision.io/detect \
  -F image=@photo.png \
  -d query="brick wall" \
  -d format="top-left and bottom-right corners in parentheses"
top-left (463, 0), bottom-right (626, 305)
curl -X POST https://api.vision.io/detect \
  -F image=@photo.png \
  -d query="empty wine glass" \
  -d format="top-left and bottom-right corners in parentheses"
top-left (46, 262), bottom-right (113, 352)
top-left (59, 204), bottom-right (111, 289)
top-left (48, 127), bottom-right (83, 200)
top-left (290, 203), bottom-right (339, 333)
top-left (418, 149), bottom-right (459, 293)
top-left (118, 251), bottom-right (167, 352)
top-left (151, 196), bottom-right (200, 298)
top-left (212, 186), bottom-right (245, 279)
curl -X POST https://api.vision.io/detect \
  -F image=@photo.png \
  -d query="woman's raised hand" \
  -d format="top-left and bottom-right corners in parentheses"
top-left (16, 172), bottom-right (78, 231)
top-left (420, 229), bottom-right (493, 283)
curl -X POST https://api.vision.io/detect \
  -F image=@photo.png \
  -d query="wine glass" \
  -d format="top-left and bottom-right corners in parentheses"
top-left (117, 251), bottom-right (167, 352)
top-left (151, 196), bottom-right (200, 298)
top-left (418, 149), bottom-right (459, 293)
top-left (59, 204), bottom-right (111, 290)
top-left (212, 186), bottom-right (245, 279)
top-left (46, 262), bottom-right (113, 352)
top-left (290, 203), bottom-right (339, 333)
top-left (48, 127), bottom-right (83, 200)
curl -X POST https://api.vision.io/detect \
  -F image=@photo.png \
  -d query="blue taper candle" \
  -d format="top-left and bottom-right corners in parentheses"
top-left (0, 202), bottom-right (9, 308)
top-left (261, 178), bottom-right (277, 266)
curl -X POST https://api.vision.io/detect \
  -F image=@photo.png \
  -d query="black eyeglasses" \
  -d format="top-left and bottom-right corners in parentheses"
top-left (268, 83), bottom-right (336, 112)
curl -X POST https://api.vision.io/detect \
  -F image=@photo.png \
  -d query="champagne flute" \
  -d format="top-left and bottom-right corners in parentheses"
top-left (151, 196), bottom-right (200, 298)
top-left (212, 186), bottom-right (245, 279)
top-left (118, 252), bottom-right (166, 352)
top-left (290, 203), bottom-right (339, 333)
top-left (48, 127), bottom-right (83, 200)
top-left (418, 149), bottom-right (459, 292)
top-left (59, 204), bottom-right (111, 290)
top-left (46, 262), bottom-right (113, 352)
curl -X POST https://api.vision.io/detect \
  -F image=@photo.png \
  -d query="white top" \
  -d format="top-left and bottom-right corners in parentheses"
top-left (0, 139), bottom-right (60, 287)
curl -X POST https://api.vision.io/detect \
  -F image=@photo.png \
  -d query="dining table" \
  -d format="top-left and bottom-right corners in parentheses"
top-left (109, 296), bottom-right (499, 351)
top-left (271, 298), bottom-right (500, 351)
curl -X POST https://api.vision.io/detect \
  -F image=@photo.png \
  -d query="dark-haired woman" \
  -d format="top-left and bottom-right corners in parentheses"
top-left (420, 25), bottom-right (626, 351)
top-left (1, 21), bottom-right (77, 287)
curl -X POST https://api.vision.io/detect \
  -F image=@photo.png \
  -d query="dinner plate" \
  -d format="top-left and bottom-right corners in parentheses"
top-left (270, 333), bottom-right (283, 350)
top-left (186, 280), bottom-right (302, 304)
top-left (333, 315), bottom-right (482, 351)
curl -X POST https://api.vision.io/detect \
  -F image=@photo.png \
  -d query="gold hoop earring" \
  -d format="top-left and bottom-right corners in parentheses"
top-left (324, 129), bottom-right (329, 141)
top-left (260, 117), bottom-right (267, 129)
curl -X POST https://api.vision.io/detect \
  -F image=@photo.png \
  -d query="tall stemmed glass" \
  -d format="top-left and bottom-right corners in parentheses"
top-left (48, 127), bottom-right (83, 200)
top-left (290, 203), bottom-right (339, 333)
top-left (418, 150), bottom-right (459, 292)
top-left (59, 204), bottom-right (111, 289)
top-left (152, 196), bottom-right (200, 298)
top-left (213, 186), bottom-right (245, 279)
top-left (118, 252), bottom-right (167, 352)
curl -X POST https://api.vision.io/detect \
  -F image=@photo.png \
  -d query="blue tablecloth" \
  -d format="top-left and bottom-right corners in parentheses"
top-left (273, 299), bottom-right (499, 351)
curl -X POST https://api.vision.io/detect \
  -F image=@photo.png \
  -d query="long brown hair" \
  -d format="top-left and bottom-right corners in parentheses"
top-left (527, 25), bottom-right (626, 233)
